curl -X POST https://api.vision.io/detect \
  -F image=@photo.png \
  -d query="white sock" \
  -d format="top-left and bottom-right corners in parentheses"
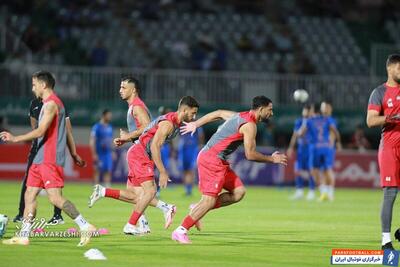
top-left (382, 232), bottom-right (391, 245)
top-left (20, 221), bottom-right (31, 238)
top-left (327, 185), bottom-right (334, 198)
top-left (74, 214), bottom-right (89, 230)
top-left (139, 215), bottom-right (149, 228)
top-left (319, 185), bottom-right (327, 194)
top-left (176, 226), bottom-right (188, 234)
top-left (100, 187), bottom-right (106, 197)
top-left (295, 189), bottom-right (304, 195)
top-left (156, 200), bottom-right (170, 213)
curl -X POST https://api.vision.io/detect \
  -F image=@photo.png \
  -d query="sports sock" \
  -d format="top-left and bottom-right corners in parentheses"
top-left (181, 215), bottom-right (196, 231)
top-left (128, 211), bottom-right (142, 226)
top-left (74, 214), bottom-right (89, 230)
top-left (381, 187), bottom-right (398, 239)
top-left (105, 188), bottom-right (120, 199)
top-left (308, 175), bottom-right (315, 190)
top-left (382, 232), bottom-right (391, 245)
top-left (156, 200), bottom-right (170, 213)
top-left (185, 184), bottom-right (193, 195)
top-left (295, 176), bottom-right (304, 188)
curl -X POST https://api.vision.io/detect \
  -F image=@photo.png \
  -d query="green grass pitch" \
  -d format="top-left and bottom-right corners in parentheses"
top-left (0, 181), bottom-right (392, 267)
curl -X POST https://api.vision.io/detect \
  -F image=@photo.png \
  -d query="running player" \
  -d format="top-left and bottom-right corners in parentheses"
top-left (90, 109), bottom-right (113, 187)
top-left (89, 77), bottom-right (176, 234)
top-left (178, 125), bottom-right (204, 196)
top-left (367, 54), bottom-right (400, 250)
top-left (287, 104), bottom-right (315, 200)
top-left (171, 96), bottom-right (287, 244)
top-left (122, 96), bottom-right (199, 235)
top-left (1, 71), bottom-right (95, 246)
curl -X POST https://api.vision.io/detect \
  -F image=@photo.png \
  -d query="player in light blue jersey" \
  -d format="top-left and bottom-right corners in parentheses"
top-left (90, 109), bottom-right (113, 187)
top-left (178, 126), bottom-right (204, 196)
top-left (298, 102), bottom-right (342, 201)
top-left (287, 104), bottom-right (315, 200)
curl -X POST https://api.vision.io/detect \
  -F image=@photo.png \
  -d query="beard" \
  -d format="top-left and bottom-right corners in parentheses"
top-left (394, 77), bottom-right (400, 84)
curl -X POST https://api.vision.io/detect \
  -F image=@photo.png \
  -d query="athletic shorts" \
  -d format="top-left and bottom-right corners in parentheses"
top-left (312, 146), bottom-right (334, 170)
top-left (178, 146), bottom-right (198, 171)
top-left (126, 143), bottom-right (154, 187)
top-left (197, 151), bottom-right (243, 197)
top-left (295, 145), bottom-right (313, 171)
top-left (97, 152), bottom-right (113, 173)
top-left (27, 163), bottom-right (64, 189)
top-left (379, 146), bottom-right (400, 188)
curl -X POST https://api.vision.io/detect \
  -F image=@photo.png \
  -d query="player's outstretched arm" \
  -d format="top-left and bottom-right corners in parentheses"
top-left (66, 118), bottom-right (86, 167)
top-left (240, 122), bottom-right (287, 165)
top-left (151, 120), bottom-right (173, 188)
top-left (366, 110), bottom-right (387, 128)
top-left (181, 109), bottom-right (236, 135)
top-left (120, 106), bottom-right (151, 143)
top-left (0, 102), bottom-right (57, 143)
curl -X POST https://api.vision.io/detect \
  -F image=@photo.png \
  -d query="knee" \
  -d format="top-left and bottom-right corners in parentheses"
top-left (202, 197), bottom-right (217, 209)
top-left (233, 188), bottom-right (246, 202)
top-left (48, 194), bottom-right (62, 206)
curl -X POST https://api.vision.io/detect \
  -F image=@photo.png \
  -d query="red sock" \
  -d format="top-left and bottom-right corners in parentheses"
top-left (181, 215), bottom-right (196, 230)
top-left (213, 199), bottom-right (221, 209)
top-left (128, 211), bottom-right (142, 226)
top-left (105, 188), bottom-right (120, 199)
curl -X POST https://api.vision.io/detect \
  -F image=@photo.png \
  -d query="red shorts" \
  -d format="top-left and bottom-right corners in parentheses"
top-left (379, 146), bottom-right (400, 188)
top-left (126, 143), bottom-right (154, 187)
top-left (197, 151), bottom-right (244, 197)
top-left (27, 163), bottom-right (64, 189)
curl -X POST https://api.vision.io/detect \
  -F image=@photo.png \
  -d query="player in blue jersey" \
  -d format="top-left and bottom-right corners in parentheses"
top-left (320, 101), bottom-right (341, 201)
top-left (178, 125), bottom-right (204, 196)
top-left (287, 104), bottom-right (315, 200)
top-left (298, 103), bottom-right (342, 201)
top-left (90, 109), bottom-right (113, 187)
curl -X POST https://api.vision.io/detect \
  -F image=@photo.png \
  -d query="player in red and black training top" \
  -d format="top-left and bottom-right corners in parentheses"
top-left (367, 54), bottom-right (400, 250)
top-left (172, 96), bottom-right (287, 244)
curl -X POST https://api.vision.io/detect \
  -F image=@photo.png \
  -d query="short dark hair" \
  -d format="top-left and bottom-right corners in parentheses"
top-left (178, 96), bottom-right (199, 109)
top-left (252, 96), bottom-right (272, 109)
top-left (32, 71), bottom-right (55, 89)
top-left (386, 54), bottom-right (400, 67)
top-left (102, 109), bottom-right (111, 116)
top-left (121, 76), bottom-right (140, 95)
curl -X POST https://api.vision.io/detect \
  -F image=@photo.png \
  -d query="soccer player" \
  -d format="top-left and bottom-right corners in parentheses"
top-left (90, 109), bottom-right (113, 187)
top-left (178, 125), bottom-right (204, 196)
top-left (89, 77), bottom-right (177, 234)
top-left (287, 104), bottom-right (315, 200)
top-left (13, 98), bottom-right (86, 224)
top-left (122, 96), bottom-right (199, 235)
top-left (321, 101), bottom-right (341, 201)
top-left (366, 54), bottom-right (400, 250)
top-left (171, 96), bottom-right (287, 244)
top-left (1, 71), bottom-right (95, 246)
top-left (297, 103), bottom-right (341, 202)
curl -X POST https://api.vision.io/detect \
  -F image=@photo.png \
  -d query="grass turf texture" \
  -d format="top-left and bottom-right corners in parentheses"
top-left (0, 181), bottom-right (388, 267)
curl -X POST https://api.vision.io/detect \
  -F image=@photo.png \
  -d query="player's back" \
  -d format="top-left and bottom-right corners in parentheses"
top-left (307, 115), bottom-right (333, 147)
top-left (201, 111), bottom-right (256, 160)
top-left (138, 112), bottom-right (181, 158)
top-left (33, 93), bottom-right (67, 166)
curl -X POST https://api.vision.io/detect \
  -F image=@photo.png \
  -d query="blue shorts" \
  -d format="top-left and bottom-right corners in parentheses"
top-left (178, 147), bottom-right (198, 171)
top-left (312, 146), bottom-right (334, 170)
top-left (161, 144), bottom-right (170, 171)
top-left (97, 153), bottom-right (113, 173)
top-left (295, 145), bottom-right (313, 171)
